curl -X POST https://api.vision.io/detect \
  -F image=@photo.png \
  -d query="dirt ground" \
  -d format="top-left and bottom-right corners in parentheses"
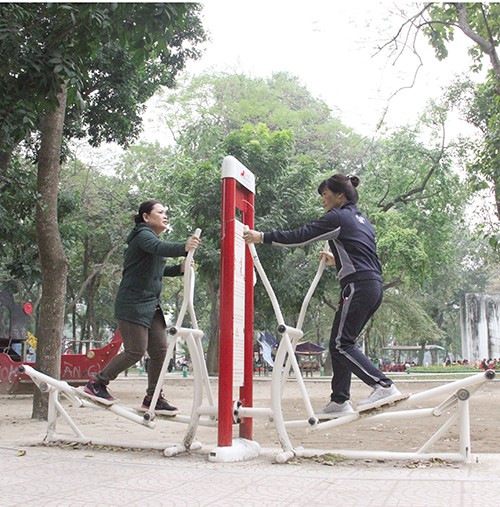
top-left (1, 373), bottom-right (498, 457)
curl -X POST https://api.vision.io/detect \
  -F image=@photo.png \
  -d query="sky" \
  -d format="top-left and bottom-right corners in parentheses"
top-left (80, 1), bottom-right (480, 167)
top-left (140, 0), bottom-right (478, 144)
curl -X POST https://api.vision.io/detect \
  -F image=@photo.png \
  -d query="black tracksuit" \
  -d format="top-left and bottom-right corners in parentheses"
top-left (263, 201), bottom-right (392, 403)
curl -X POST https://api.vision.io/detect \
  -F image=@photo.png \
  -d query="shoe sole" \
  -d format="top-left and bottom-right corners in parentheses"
top-left (315, 411), bottom-right (356, 420)
top-left (357, 393), bottom-right (409, 413)
top-left (77, 387), bottom-right (117, 406)
top-left (137, 406), bottom-right (179, 417)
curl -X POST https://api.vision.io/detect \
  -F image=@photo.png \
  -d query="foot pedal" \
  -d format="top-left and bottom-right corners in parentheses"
top-left (136, 407), bottom-right (179, 417)
top-left (358, 393), bottom-right (409, 413)
top-left (315, 411), bottom-right (357, 420)
top-left (77, 387), bottom-right (118, 406)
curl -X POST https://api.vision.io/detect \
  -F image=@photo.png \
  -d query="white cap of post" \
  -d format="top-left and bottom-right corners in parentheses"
top-left (221, 155), bottom-right (255, 193)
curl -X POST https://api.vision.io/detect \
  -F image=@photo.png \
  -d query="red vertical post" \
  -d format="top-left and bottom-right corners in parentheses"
top-left (218, 156), bottom-right (255, 449)
top-left (218, 177), bottom-right (236, 447)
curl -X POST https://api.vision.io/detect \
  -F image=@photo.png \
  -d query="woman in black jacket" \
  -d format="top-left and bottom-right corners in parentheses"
top-left (83, 200), bottom-right (200, 415)
top-left (244, 174), bottom-right (403, 415)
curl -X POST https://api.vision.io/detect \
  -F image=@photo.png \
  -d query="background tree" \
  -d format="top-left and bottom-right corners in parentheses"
top-left (133, 71), bottom-right (477, 371)
top-left (60, 160), bottom-right (133, 350)
top-left (0, 3), bottom-right (206, 418)
top-left (383, 2), bottom-right (499, 250)
top-left (160, 71), bottom-right (368, 173)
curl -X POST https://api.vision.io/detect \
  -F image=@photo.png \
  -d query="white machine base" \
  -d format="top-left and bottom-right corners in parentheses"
top-left (209, 438), bottom-right (261, 462)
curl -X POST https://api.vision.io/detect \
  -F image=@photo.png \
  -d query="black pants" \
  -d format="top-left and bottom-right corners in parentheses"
top-left (329, 279), bottom-right (392, 403)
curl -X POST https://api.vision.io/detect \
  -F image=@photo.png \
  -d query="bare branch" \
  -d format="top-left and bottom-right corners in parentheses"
top-left (373, 3), bottom-right (433, 57)
top-left (380, 122), bottom-right (447, 212)
top-left (65, 243), bottom-right (121, 314)
top-left (373, 5), bottom-right (431, 131)
top-left (383, 277), bottom-right (403, 290)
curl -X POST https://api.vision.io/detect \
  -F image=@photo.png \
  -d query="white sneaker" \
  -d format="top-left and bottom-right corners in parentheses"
top-left (358, 384), bottom-right (406, 411)
top-left (317, 400), bottom-right (355, 418)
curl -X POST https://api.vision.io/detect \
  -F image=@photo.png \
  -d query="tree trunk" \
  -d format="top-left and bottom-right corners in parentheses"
top-left (32, 85), bottom-right (69, 420)
top-left (0, 150), bottom-right (12, 179)
top-left (456, 3), bottom-right (500, 93)
top-left (418, 339), bottom-right (427, 367)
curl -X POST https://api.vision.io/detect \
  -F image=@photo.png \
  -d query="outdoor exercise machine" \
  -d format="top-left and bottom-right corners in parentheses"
top-left (18, 226), bottom-right (219, 452)
top-left (18, 156), bottom-right (496, 464)
top-left (237, 236), bottom-right (496, 463)
top-left (211, 157), bottom-right (496, 464)
top-left (17, 156), bottom-right (256, 458)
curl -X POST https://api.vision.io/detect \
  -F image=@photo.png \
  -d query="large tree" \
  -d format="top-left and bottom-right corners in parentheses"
top-left (382, 2), bottom-right (500, 250)
top-left (0, 3), bottom-right (206, 418)
top-left (159, 71), bottom-right (368, 174)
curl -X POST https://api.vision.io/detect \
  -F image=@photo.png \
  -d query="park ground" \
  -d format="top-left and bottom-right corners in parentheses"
top-left (1, 373), bottom-right (498, 458)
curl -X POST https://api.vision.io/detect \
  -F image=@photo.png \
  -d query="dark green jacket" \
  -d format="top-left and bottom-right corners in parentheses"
top-left (114, 223), bottom-right (186, 328)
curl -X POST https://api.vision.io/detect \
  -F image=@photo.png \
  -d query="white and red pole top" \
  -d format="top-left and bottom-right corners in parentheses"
top-left (221, 156), bottom-right (255, 194)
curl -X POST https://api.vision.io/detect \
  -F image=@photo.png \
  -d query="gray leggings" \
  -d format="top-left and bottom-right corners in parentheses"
top-left (95, 308), bottom-right (167, 396)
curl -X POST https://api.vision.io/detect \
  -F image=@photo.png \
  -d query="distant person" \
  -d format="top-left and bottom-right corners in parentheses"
top-left (167, 357), bottom-right (175, 373)
top-left (244, 174), bottom-right (404, 415)
top-left (83, 200), bottom-right (200, 415)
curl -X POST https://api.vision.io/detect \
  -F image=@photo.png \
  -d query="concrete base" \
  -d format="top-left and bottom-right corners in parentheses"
top-left (208, 437), bottom-right (261, 462)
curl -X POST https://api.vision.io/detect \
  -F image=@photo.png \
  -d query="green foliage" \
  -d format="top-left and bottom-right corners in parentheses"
top-left (407, 365), bottom-right (479, 373)
top-left (423, 3), bottom-right (500, 69)
top-left (161, 71), bottom-right (367, 172)
top-left (373, 210), bottom-right (430, 286)
top-left (423, 3), bottom-right (457, 60)
top-left (0, 2), bottom-right (206, 159)
top-left (0, 157), bottom-right (39, 293)
top-left (371, 290), bottom-right (445, 350)
top-left (363, 125), bottom-right (467, 286)
top-left (441, 76), bottom-right (500, 258)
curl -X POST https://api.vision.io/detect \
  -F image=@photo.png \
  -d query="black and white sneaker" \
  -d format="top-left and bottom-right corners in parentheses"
top-left (139, 393), bottom-right (179, 416)
top-left (81, 379), bottom-right (117, 405)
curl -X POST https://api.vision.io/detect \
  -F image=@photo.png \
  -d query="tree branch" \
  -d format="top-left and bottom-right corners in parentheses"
top-left (65, 243), bottom-right (121, 314)
top-left (456, 3), bottom-right (500, 92)
top-left (383, 277), bottom-right (403, 291)
top-left (380, 122), bottom-right (447, 212)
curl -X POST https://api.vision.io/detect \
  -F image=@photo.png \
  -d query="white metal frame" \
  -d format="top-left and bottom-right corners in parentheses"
top-left (237, 240), bottom-right (496, 463)
top-left (19, 231), bottom-right (496, 464)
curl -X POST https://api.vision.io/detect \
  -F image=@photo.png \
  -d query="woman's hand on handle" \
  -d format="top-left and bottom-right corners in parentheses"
top-left (243, 229), bottom-right (263, 244)
top-left (185, 234), bottom-right (201, 252)
top-left (320, 250), bottom-right (335, 266)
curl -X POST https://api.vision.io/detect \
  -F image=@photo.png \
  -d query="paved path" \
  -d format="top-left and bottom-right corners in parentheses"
top-left (2, 437), bottom-right (499, 507)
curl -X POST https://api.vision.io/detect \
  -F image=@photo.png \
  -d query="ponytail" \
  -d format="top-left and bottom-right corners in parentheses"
top-left (317, 174), bottom-right (360, 203)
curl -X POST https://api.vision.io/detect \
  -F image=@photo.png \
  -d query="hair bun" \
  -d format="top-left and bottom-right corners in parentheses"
top-left (134, 213), bottom-right (141, 224)
top-left (349, 175), bottom-right (360, 188)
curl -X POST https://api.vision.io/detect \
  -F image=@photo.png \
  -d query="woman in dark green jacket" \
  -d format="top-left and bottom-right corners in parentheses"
top-left (83, 200), bottom-right (200, 414)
